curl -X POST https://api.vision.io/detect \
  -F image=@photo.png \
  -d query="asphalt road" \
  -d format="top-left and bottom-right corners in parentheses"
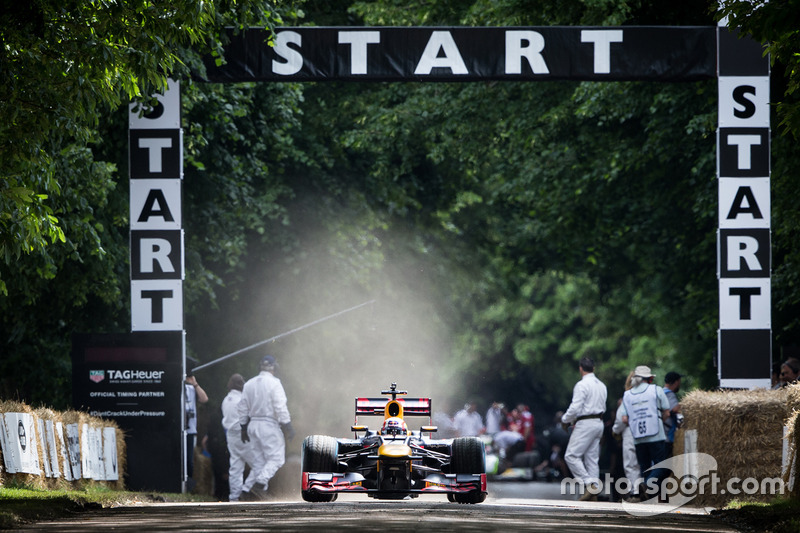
top-left (12, 483), bottom-right (737, 532)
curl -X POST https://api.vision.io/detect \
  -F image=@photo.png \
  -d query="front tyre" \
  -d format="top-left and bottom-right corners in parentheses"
top-left (451, 437), bottom-right (487, 504)
top-left (301, 435), bottom-right (339, 503)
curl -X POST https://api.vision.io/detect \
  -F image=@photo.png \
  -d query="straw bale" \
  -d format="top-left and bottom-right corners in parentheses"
top-left (34, 408), bottom-right (76, 490)
top-left (0, 403), bottom-right (126, 491)
top-left (113, 426), bottom-right (127, 491)
top-left (0, 400), bottom-right (46, 489)
top-left (783, 382), bottom-right (800, 412)
top-left (60, 409), bottom-right (90, 490)
top-left (59, 410), bottom-right (123, 490)
top-left (676, 388), bottom-right (789, 507)
top-left (785, 410), bottom-right (800, 498)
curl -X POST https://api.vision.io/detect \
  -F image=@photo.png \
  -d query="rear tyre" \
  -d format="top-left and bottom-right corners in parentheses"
top-left (301, 435), bottom-right (339, 502)
top-left (451, 437), bottom-right (487, 504)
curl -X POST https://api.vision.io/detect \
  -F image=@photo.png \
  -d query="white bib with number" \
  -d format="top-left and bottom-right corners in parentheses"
top-left (623, 385), bottom-right (659, 439)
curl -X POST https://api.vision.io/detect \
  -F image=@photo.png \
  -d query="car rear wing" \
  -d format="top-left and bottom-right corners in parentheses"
top-left (355, 397), bottom-right (432, 417)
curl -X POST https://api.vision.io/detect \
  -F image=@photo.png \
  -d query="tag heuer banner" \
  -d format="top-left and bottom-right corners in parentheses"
top-left (72, 332), bottom-right (183, 492)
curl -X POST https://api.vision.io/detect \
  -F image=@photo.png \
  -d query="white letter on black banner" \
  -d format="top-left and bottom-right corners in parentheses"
top-left (580, 30), bottom-right (623, 74)
top-left (414, 31), bottom-right (468, 75)
top-left (273, 31), bottom-right (303, 75)
top-left (505, 31), bottom-right (549, 74)
top-left (338, 31), bottom-right (380, 75)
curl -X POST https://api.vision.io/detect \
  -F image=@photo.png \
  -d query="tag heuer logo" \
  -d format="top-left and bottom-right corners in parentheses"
top-left (89, 370), bottom-right (105, 383)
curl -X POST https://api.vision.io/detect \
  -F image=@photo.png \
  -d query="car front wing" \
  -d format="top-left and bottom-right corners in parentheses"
top-left (302, 471), bottom-right (487, 495)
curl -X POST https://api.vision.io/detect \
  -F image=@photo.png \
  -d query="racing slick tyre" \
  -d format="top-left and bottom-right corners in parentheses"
top-left (301, 435), bottom-right (339, 502)
top-left (450, 437), bottom-right (487, 504)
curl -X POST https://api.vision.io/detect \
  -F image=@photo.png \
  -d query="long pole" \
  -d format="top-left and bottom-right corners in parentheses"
top-left (192, 299), bottom-right (375, 372)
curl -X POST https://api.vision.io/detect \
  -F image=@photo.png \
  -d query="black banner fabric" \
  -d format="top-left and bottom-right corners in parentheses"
top-left (200, 26), bottom-right (717, 83)
top-left (718, 329), bottom-right (772, 379)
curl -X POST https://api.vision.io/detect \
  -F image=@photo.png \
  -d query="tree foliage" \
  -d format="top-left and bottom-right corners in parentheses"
top-left (0, 0), bottom-right (302, 404)
top-left (0, 0), bottom-right (301, 294)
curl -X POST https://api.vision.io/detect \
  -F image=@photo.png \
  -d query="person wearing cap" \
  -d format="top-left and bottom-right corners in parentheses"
top-left (561, 356), bottom-right (608, 501)
top-left (619, 365), bottom-right (670, 499)
top-left (662, 371), bottom-right (683, 457)
top-left (237, 355), bottom-right (295, 500)
top-left (221, 373), bottom-right (249, 501)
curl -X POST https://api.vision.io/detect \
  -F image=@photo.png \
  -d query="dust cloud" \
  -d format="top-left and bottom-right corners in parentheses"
top-left (277, 286), bottom-right (463, 439)
top-left (193, 223), bottom-right (472, 444)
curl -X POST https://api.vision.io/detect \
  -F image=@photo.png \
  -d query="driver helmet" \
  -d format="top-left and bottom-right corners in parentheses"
top-left (381, 417), bottom-right (407, 436)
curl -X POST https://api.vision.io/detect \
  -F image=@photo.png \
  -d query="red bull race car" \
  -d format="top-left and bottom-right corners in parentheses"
top-left (301, 383), bottom-right (488, 503)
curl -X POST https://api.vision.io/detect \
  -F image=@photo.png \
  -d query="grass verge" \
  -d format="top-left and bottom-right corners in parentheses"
top-left (712, 498), bottom-right (800, 533)
top-left (0, 485), bottom-right (212, 530)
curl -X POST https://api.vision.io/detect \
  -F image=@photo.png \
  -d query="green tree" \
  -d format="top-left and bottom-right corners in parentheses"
top-left (0, 0), bottom-right (303, 406)
top-left (321, 0), bottom-right (722, 408)
top-left (0, 0), bottom-right (301, 294)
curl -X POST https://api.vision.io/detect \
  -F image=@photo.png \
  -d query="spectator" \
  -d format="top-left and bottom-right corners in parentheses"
top-left (561, 356), bottom-right (607, 501)
top-left (780, 358), bottom-right (800, 386)
top-left (238, 355), bottom-right (294, 501)
top-left (662, 371), bottom-right (683, 457)
top-left (547, 411), bottom-right (569, 453)
top-left (222, 373), bottom-right (248, 501)
top-left (453, 401), bottom-right (485, 437)
top-left (772, 362), bottom-right (783, 390)
top-left (536, 412), bottom-right (569, 481)
top-left (184, 367), bottom-right (208, 489)
top-left (493, 425), bottom-right (525, 462)
top-left (619, 365), bottom-right (670, 499)
top-left (485, 402), bottom-right (505, 436)
top-left (516, 404), bottom-right (536, 452)
top-left (494, 407), bottom-right (525, 463)
top-left (506, 407), bottom-right (521, 432)
top-left (533, 443), bottom-right (569, 482)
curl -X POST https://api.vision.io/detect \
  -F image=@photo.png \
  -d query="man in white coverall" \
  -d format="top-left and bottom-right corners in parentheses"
top-left (238, 355), bottom-right (295, 501)
top-left (561, 356), bottom-right (607, 501)
top-left (221, 373), bottom-right (248, 501)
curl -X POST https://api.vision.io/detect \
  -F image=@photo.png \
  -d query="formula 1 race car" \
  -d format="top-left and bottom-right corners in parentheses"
top-left (301, 383), bottom-right (488, 504)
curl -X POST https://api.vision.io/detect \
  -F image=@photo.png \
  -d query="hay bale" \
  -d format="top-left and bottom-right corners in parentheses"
top-left (60, 410), bottom-right (92, 489)
top-left (781, 382), bottom-right (800, 498)
top-left (676, 388), bottom-right (789, 507)
top-left (784, 410), bottom-right (800, 498)
top-left (0, 400), bottom-right (46, 489)
top-left (33, 408), bottom-right (67, 490)
top-left (783, 382), bottom-right (800, 412)
top-left (113, 426), bottom-right (127, 491)
top-left (60, 410), bottom-right (124, 489)
top-left (0, 403), bottom-right (126, 491)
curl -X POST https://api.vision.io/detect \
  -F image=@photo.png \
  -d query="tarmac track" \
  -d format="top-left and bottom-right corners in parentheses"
top-left (12, 497), bottom-right (737, 532)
